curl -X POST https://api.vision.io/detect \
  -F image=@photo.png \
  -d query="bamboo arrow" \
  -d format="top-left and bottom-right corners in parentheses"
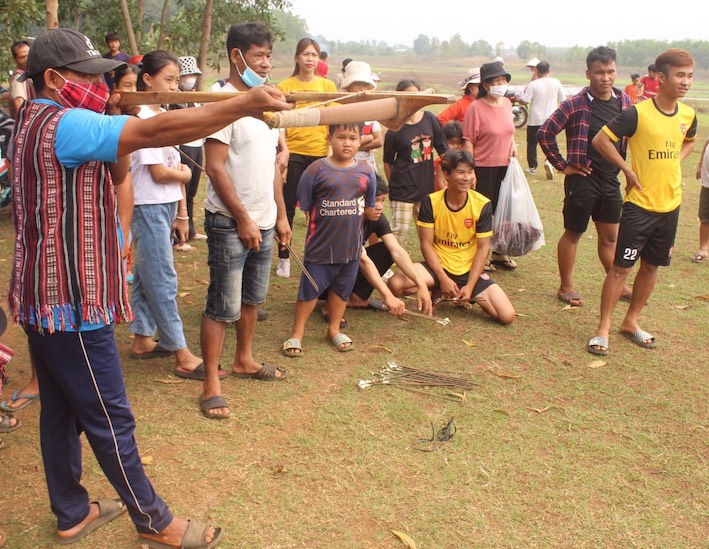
top-left (117, 90), bottom-right (455, 132)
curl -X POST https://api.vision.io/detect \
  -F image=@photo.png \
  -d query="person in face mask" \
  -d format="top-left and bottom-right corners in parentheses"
top-left (462, 60), bottom-right (519, 271)
top-left (199, 21), bottom-right (290, 421)
top-left (11, 27), bottom-right (291, 549)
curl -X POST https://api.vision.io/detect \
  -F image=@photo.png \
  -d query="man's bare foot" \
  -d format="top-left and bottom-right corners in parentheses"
top-left (56, 503), bottom-right (100, 541)
top-left (55, 498), bottom-right (127, 544)
top-left (131, 335), bottom-right (169, 356)
top-left (139, 516), bottom-right (221, 548)
top-left (0, 380), bottom-right (40, 411)
top-left (199, 391), bottom-right (230, 419)
top-left (174, 349), bottom-right (203, 372)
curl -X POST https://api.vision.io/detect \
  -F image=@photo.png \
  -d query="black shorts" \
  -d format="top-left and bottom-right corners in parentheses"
top-left (615, 202), bottom-right (679, 268)
top-left (563, 172), bottom-right (623, 233)
top-left (699, 186), bottom-right (709, 223)
top-left (421, 262), bottom-right (496, 297)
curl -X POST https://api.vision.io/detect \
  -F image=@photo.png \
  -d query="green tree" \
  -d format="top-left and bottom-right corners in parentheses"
top-left (413, 34), bottom-right (431, 56)
top-left (517, 40), bottom-right (546, 61)
top-left (470, 39), bottom-right (493, 57)
top-left (447, 33), bottom-right (469, 57)
top-left (564, 45), bottom-right (588, 66)
top-left (0, 0), bottom-right (43, 80)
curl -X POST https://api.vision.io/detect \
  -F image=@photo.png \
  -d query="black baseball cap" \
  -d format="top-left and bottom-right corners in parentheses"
top-left (21, 28), bottom-right (126, 80)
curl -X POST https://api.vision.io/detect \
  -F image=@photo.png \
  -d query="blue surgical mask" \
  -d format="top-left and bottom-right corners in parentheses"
top-left (236, 50), bottom-right (267, 88)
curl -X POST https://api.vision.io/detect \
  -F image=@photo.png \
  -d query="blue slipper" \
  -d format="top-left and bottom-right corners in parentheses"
top-left (0, 390), bottom-right (40, 412)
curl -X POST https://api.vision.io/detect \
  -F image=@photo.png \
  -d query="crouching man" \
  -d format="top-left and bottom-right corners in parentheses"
top-left (388, 150), bottom-right (516, 324)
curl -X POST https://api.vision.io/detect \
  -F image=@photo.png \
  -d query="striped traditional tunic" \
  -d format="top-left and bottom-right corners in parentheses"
top-left (8, 101), bottom-right (132, 332)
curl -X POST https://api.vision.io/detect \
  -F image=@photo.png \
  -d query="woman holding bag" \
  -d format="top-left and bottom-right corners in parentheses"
top-left (462, 61), bottom-right (518, 270)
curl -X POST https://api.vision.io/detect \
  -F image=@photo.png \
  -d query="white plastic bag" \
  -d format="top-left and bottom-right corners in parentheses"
top-left (491, 157), bottom-right (545, 256)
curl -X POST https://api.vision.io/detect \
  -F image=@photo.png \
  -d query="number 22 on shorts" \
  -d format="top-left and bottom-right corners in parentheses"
top-left (622, 247), bottom-right (638, 261)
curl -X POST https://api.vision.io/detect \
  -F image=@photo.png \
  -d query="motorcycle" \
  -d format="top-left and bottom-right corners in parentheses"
top-left (505, 85), bottom-right (528, 128)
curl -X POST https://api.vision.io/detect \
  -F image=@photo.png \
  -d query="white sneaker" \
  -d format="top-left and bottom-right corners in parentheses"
top-left (276, 258), bottom-right (291, 278)
top-left (382, 269), bottom-right (395, 282)
top-left (544, 161), bottom-right (554, 180)
top-left (525, 167), bottom-right (536, 175)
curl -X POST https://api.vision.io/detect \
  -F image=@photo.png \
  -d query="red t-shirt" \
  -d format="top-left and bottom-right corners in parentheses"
top-left (316, 61), bottom-right (328, 77)
top-left (640, 75), bottom-right (658, 99)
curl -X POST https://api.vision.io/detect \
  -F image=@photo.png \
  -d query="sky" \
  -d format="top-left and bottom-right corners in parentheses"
top-left (289, 0), bottom-right (706, 50)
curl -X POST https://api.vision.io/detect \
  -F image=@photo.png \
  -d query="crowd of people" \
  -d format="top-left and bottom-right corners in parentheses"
top-left (0, 21), bottom-right (702, 549)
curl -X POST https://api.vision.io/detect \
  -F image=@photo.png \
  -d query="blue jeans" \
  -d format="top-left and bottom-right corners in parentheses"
top-left (130, 203), bottom-right (186, 350)
top-left (204, 211), bottom-right (273, 322)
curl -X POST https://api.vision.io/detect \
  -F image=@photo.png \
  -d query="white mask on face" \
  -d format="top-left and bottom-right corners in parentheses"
top-left (488, 84), bottom-right (508, 98)
top-left (181, 76), bottom-right (197, 91)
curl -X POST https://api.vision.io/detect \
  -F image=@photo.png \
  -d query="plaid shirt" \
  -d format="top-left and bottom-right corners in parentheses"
top-left (537, 86), bottom-right (630, 172)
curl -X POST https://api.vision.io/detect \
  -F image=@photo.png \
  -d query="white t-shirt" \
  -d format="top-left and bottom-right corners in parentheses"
top-left (204, 82), bottom-right (280, 229)
top-left (10, 72), bottom-right (28, 101)
top-left (131, 105), bottom-right (184, 205)
top-left (523, 76), bottom-right (566, 126)
top-left (701, 141), bottom-right (709, 189)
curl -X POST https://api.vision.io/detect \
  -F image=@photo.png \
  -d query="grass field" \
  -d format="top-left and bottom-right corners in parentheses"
top-left (0, 59), bottom-right (707, 548)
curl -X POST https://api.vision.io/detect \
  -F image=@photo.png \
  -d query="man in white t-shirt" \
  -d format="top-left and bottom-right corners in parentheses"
top-left (199, 21), bottom-right (292, 420)
top-left (518, 61), bottom-right (565, 178)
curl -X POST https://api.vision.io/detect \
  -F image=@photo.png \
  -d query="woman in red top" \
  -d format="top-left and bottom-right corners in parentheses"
top-left (438, 67), bottom-right (480, 124)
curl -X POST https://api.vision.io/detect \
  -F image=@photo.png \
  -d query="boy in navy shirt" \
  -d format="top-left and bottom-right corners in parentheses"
top-left (282, 123), bottom-right (376, 356)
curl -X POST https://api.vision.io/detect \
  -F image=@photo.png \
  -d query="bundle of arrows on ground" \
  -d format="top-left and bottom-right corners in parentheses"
top-left (358, 362), bottom-right (478, 401)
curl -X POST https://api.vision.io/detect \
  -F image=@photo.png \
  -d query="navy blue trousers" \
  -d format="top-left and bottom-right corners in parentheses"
top-left (26, 325), bottom-right (172, 534)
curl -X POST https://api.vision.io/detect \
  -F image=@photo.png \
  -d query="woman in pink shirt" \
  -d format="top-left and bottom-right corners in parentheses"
top-left (463, 60), bottom-right (518, 270)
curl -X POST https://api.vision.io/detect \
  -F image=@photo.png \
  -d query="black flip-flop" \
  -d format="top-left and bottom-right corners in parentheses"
top-left (321, 308), bottom-right (348, 329)
top-left (175, 363), bottom-right (227, 381)
top-left (198, 395), bottom-right (230, 420)
top-left (129, 346), bottom-right (173, 360)
top-left (232, 363), bottom-right (287, 381)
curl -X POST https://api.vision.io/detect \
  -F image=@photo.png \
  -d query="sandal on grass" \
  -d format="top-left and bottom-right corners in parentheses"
top-left (691, 251), bottom-right (707, 263)
top-left (282, 338), bottom-right (303, 357)
top-left (198, 395), bottom-right (230, 420)
top-left (54, 498), bottom-right (127, 545)
top-left (621, 329), bottom-right (656, 349)
top-left (329, 333), bottom-right (354, 352)
top-left (232, 363), bottom-right (286, 381)
top-left (490, 255), bottom-right (517, 270)
top-left (138, 518), bottom-right (223, 549)
top-left (557, 291), bottom-right (583, 307)
top-left (0, 413), bottom-right (20, 433)
top-left (587, 336), bottom-right (609, 356)
top-left (0, 390), bottom-right (40, 412)
top-left (321, 308), bottom-right (347, 329)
